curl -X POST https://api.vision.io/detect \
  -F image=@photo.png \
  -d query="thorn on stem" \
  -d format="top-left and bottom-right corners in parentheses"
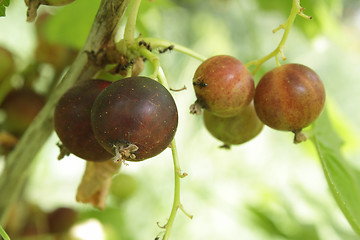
top-left (179, 204), bottom-right (193, 220)
top-left (157, 221), bottom-right (167, 229)
top-left (272, 24), bottom-right (285, 33)
top-left (298, 7), bottom-right (312, 19)
top-left (170, 85), bottom-right (187, 92)
top-left (176, 170), bottom-right (188, 178)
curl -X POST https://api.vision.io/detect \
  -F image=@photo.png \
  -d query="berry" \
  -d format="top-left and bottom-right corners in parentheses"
top-left (110, 173), bottom-right (137, 201)
top-left (0, 88), bottom-right (45, 137)
top-left (191, 55), bottom-right (254, 117)
top-left (47, 207), bottom-right (78, 233)
top-left (91, 76), bottom-right (178, 162)
top-left (254, 63), bottom-right (325, 142)
top-left (203, 103), bottom-right (263, 147)
top-left (54, 79), bottom-right (113, 161)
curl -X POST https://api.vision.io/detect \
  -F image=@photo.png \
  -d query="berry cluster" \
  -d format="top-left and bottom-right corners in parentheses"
top-left (54, 77), bottom-right (178, 162)
top-left (191, 55), bottom-right (325, 145)
top-left (54, 55), bottom-right (325, 162)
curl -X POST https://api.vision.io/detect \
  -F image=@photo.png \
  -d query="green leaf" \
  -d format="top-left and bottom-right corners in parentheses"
top-left (247, 205), bottom-right (288, 238)
top-left (247, 200), bottom-right (320, 240)
top-left (43, 0), bottom-right (100, 49)
top-left (311, 109), bottom-right (360, 236)
top-left (0, 0), bottom-right (10, 17)
top-left (0, 7), bottom-right (5, 17)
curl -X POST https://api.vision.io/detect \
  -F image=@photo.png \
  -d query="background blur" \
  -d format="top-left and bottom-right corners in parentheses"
top-left (1, 0), bottom-right (360, 239)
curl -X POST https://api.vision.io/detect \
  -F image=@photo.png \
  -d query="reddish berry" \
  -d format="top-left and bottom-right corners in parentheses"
top-left (47, 207), bottom-right (77, 233)
top-left (0, 89), bottom-right (45, 137)
top-left (91, 76), bottom-right (178, 162)
top-left (191, 55), bottom-right (254, 117)
top-left (54, 79), bottom-right (113, 161)
top-left (254, 63), bottom-right (325, 142)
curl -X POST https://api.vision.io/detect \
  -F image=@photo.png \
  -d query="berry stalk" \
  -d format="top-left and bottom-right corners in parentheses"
top-left (123, 0), bottom-right (142, 45)
top-left (116, 1), bottom-right (193, 236)
top-left (245, 0), bottom-right (311, 75)
top-left (162, 139), bottom-right (192, 240)
top-left (0, 225), bottom-right (10, 240)
top-left (142, 37), bottom-right (207, 62)
top-left (139, 47), bottom-right (160, 79)
top-left (157, 67), bottom-right (192, 240)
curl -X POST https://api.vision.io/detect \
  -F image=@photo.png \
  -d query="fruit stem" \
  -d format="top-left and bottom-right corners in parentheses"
top-left (293, 129), bottom-right (308, 143)
top-left (142, 37), bottom-right (207, 62)
top-left (157, 67), bottom-right (192, 240)
top-left (139, 47), bottom-right (160, 79)
top-left (0, 224), bottom-right (11, 240)
top-left (157, 66), bottom-right (169, 88)
top-left (162, 139), bottom-right (192, 240)
top-left (245, 0), bottom-right (312, 75)
top-left (123, 0), bottom-right (142, 45)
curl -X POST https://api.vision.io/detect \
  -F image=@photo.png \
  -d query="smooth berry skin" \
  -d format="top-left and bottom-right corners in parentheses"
top-left (91, 76), bottom-right (178, 161)
top-left (47, 207), bottom-right (78, 233)
top-left (203, 103), bottom-right (263, 146)
top-left (0, 89), bottom-right (45, 137)
top-left (254, 63), bottom-right (325, 132)
top-left (54, 79), bottom-right (113, 162)
top-left (193, 55), bottom-right (254, 117)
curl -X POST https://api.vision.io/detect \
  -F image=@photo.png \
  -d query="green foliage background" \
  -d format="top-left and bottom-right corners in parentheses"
top-left (1, 0), bottom-right (360, 239)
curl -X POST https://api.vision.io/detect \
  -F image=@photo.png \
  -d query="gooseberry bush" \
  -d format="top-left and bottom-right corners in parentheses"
top-left (1, 0), bottom-right (360, 239)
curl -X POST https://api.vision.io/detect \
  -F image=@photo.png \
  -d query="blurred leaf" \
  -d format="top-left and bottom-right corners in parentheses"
top-left (1, 0), bottom-right (10, 6)
top-left (43, 0), bottom-right (100, 49)
top-left (247, 203), bottom-right (320, 240)
top-left (139, 0), bottom-right (175, 13)
top-left (256, 0), bottom-right (292, 14)
top-left (297, 185), bottom-right (360, 240)
top-left (311, 109), bottom-right (360, 236)
top-left (137, 0), bottom-right (176, 37)
top-left (247, 205), bottom-right (288, 238)
top-left (0, 0), bottom-right (10, 17)
top-left (79, 207), bottom-right (134, 240)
